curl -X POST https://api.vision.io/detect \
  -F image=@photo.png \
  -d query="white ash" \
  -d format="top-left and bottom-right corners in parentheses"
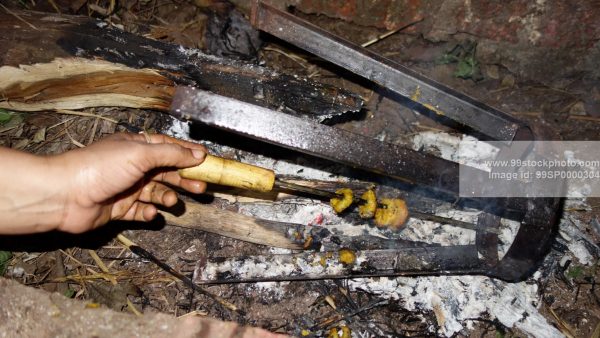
top-left (184, 244), bottom-right (197, 254)
top-left (200, 252), bottom-right (347, 281)
top-left (176, 44), bottom-right (278, 77)
top-left (176, 45), bottom-right (228, 63)
top-left (498, 218), bottom-right (521, 259)
top-left (399, 218), bottom-right (475, 246)
top-left (246, 281), bottom-right (289, 300)
top-left (242, 156), bottom-right (340, 182)
top-left (564, 198), bottom-right (591, 211)
top-left (155, 62), bottom-right (180, 71)
top-left (236, 201), bottom-right (388, 241)
top-left (412, 131), bottom-right (498, 171)
top-left (269, 247), bottom-right (293, 255)
top-left (165, 119), bottom-right (191, 141)
top-left (558, 215), bottom-right (597, 266)
top-left (347, 276), bottom-right (563, 337)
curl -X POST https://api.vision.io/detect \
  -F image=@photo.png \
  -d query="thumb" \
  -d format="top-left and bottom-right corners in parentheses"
top-left (140, 143), bottom-right (206, 170)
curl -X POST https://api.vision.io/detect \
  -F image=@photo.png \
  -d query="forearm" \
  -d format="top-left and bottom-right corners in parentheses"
top-left (0, 147), bottom-right (65, 234)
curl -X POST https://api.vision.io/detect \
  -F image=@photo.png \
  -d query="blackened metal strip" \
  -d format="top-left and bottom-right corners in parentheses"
top-left (475, 212), bottom-right (500, 267)
top-left (194, 246), bottom-right (483, 284)
top-left (250, 1), bottom-right (523, 142)
top-left (171, 87), bottom-right (464, 194)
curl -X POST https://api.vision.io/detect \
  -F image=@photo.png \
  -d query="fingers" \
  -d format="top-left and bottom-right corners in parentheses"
top-left (106, 133), bottom-right (209, 170)
top-left (119, 132), bottom-right (208, 153)
top-left (135, 142), bottom-right (205, 172)
top-left (110, 181), bottom-right (179, 223)
top-left (147, 133), bottom-right (208, 153)
top-left (138, 181), bottom-right (181, 207)
top-left (121, 201), bottom-right (157, 222)
top-left (152, 171), bottom-right (207, 194)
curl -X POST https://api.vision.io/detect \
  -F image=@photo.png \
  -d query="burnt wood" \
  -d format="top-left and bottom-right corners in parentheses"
top-left (0, 10), bottom-right (362, 120)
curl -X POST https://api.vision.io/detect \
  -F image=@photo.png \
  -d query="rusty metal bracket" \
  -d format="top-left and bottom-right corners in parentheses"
top-left (167, 2), bottom-right (561, 283)
top-left (170, 88), bottom-right (560, 282)
top-left (250, 1), bottom-right (524, 143)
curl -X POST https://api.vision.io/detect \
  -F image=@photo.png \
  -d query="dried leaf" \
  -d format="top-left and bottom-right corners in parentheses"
top-left (569, 101), bottom-right (586, 116)
top-left (32, 127), bottom-right (46, 143)
top-left (87, 280), bottom-right (141, 311)
top-left (486, 65), bottom-right (500, 80)
top-left (13, 138), bottom-right (30, 150)
top-left (501, 74), bottom-right (516, 88)
top-left (14, 125), bottom-right (24, 138)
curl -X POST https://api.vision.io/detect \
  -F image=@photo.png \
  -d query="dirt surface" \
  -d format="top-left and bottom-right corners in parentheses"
top-left (1, 1), bottom-right (600, 337)
top-left (0, 277), bottom-right (286, 338)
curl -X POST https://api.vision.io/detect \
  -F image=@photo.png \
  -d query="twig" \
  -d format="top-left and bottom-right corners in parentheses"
top-left (178, 310), bottom-right (208, 318)
top-left (262, 46), bottom-right (310, 69)
top-left (361, 17), bottom-right (424, 48)
top-left (547, 305), bottom-right (576, 338)
top-left (31, 123), bottom-right (69, 152)
top-left (88, 249), bottom-right (117, 285)
top-left (48, 117), bottom-right (77, 131)
top-left (126, 298), bottom-right (143, 317)
top-left (66, 126), bottom-right (85, 148)
top-left (116, 234), bottom-right (239, 314)
top-left (59, 249), bottom-right (91, 268)
top-left (0, 3), bottom-right (39, 30)
top-left (87, 117), bottom-right (100, 145)
top-left (55, 109), bottom-right (118, 124)
top-left (568, 115), bottom-right (600, 122)
top-left (42, 270), bottom-right (171, 284)
top-left (106, 247), bottom-right (128, 269)
top-left (87, 0), bottom-right (116, 16)
top-left (47, 0), bottom-right (62, 14)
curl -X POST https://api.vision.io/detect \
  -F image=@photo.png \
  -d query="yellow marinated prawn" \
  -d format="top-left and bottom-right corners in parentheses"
top-left (358, 189), bottom-right (377, 218)
top-left (375, 198), bottom-right (409, 231)
top-left (338, 248), bottom-right (356, 265)
top-left (330, 188), bottom-right (354, 213)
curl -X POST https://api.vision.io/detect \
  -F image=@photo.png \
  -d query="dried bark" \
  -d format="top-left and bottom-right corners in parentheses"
top-left (0, 58), bottom-right (174, 111)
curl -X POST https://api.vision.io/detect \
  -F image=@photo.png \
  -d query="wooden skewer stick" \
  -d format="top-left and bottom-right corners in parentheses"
top-left (180, 160), bottom-right (490, 234)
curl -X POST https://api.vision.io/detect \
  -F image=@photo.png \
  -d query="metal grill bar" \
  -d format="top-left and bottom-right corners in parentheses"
top-left (250, 1), bottom-right (524, 142)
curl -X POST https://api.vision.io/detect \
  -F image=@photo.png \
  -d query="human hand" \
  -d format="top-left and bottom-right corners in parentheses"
top-left (1, 132), bottom-right (207, 235)
top-left (51, 133), bottom-right (207, 233)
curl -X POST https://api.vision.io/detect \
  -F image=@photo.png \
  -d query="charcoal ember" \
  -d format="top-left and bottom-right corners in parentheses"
top-left (204, 6), bottom-right (262, 61)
